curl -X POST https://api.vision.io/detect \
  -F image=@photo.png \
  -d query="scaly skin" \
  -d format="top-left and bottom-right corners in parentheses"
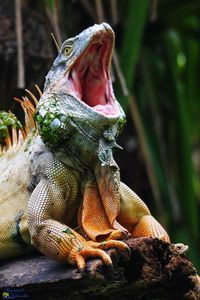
top-left (0, 23), bottom-right (169, 270)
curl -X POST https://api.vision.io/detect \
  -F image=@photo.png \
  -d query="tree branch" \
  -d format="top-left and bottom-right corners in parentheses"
top-left (0, 238), bottom-right (199, 300)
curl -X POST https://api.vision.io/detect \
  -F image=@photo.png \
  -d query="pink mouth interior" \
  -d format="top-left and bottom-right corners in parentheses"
top-left (66, 37), bottom-right (119, 116)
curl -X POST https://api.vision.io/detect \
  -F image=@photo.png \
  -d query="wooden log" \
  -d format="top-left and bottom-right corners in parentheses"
top-left (0, 238), bottom-right (199, 300)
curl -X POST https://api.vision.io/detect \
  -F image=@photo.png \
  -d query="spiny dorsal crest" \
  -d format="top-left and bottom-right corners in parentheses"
top-left (0, 85), bottom-right (42, 154)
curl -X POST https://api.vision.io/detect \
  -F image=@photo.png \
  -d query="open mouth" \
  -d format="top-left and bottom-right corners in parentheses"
top-left (64, 32), bottom-right (119, 116)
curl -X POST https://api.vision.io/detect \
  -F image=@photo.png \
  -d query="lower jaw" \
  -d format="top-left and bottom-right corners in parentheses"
top-left (56, 87), bottom-right (120, 117)
top-left (92, 102), bottom-right (119, 117)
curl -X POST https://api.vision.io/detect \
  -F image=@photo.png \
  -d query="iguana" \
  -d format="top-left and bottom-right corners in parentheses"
top-left (0, 23), bottom-right (169, 271)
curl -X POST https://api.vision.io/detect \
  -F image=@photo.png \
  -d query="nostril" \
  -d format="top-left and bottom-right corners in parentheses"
top-left (102, 22), bottom-right (112, 32)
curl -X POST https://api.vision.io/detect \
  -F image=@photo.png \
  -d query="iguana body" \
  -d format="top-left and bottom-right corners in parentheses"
top-left (0, 23), bottom-right (169, 270)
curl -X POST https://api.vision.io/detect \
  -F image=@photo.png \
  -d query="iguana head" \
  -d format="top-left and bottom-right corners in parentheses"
top-left (44, 23), bottom-right (119, 117)
top-left (37, 23), bottom-right (126, 165)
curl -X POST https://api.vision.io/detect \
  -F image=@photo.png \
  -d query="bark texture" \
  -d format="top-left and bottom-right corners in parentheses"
top-left (0, 238), bottom-right (199, 300)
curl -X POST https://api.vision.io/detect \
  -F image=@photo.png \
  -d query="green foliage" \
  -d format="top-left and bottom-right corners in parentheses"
top-left (120, 0), bottom-right (149, 92)
top-left (117, 0), bottom-right (200, 270)
top-left (0, 111), bottom-right (21, 144)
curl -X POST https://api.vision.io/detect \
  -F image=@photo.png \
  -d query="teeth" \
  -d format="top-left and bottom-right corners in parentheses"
top-left (72, 69), bottom-right (82, 99)
top-left (72, 68), bottom-right (77, 80)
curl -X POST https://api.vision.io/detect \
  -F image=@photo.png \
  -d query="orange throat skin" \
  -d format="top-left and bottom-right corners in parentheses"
top-left (79, 160), bottom-right (128, 242)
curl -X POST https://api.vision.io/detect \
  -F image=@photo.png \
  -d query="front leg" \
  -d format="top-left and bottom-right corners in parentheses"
top-left (27, 177), bottom-right (128, 271)
top-left (117, 182), bottom-right (170, 242)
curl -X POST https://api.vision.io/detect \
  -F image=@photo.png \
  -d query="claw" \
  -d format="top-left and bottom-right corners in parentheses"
top-left (123, 243), bottom-right (131, 257)
top-left (173, 243), bottom-right (189, 254)
top-left (76, 254), bottom-right (86, 273)
top-left (107, 262), bottom-right (114, 275)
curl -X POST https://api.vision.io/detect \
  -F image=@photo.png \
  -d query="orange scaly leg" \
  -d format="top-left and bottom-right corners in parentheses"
top-left (118, 182), bottom-right (170, 242)
top-left (131, 215), bottom-right (170, 242)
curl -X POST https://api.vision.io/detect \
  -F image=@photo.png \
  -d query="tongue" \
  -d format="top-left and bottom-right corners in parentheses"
top-left (80, 63), bottom-right (107, 106)
top-left (94, 104), bottom-right (115, 115)
top-left (83, 81), bottom-right (106, 107)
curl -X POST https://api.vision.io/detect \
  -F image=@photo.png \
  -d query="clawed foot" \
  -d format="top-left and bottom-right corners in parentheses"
top-left (131, 215), bottom-right (170, 243)
top-left (74, 240), bottom-right (130, 272)
top-left (173, 243), bottom-right (189, 254)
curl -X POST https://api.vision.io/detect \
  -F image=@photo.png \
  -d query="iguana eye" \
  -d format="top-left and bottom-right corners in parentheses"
top-left (63, 45), bottom-right (73, 56)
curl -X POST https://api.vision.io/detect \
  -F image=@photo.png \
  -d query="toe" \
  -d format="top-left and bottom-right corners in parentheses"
top-left (75, 254), bottom-right (86, 272)
top-left (80, 248), bottom-right (113, 266)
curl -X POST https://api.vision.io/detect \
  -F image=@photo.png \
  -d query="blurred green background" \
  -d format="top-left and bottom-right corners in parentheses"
top-left (0, 0), bottom-right (199, 271)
